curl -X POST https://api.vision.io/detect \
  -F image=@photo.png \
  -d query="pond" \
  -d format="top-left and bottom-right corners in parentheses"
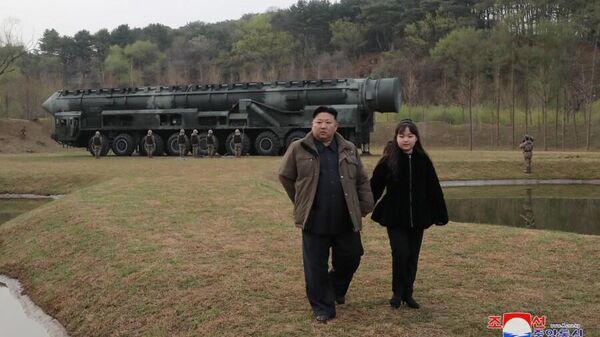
top-left (0, 198), bottom-right (68, 337)
top-left (444, 185), bottom-right (600, 235)
top-left (0, 199), bottom-right (50, 224)
top-left (0, 278), bottom-right (51, 337)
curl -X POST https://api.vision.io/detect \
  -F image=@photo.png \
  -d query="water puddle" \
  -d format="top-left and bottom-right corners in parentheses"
top-left (0, 275), bottom-right (69, 337)
top-left (445, 185), bottom-right (600, 235)
top-left (1, 197), bottom-right (68, 336)
top-left (0, 198), bottom-right (51, 224)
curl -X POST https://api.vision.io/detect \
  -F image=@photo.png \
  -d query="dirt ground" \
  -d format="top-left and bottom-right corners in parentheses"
top-left (0, 118), bottom-right (66, 154)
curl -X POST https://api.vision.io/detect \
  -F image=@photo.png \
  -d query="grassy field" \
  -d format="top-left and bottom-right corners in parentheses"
top-left (0, 150), bottom-right (599, 337)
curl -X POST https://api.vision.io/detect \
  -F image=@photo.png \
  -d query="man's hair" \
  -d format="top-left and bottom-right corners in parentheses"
top-left (312, 106), bottom-right (338, 119)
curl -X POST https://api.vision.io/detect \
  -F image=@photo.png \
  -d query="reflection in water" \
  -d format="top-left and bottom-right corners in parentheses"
top-left (519, 188), bottom-right (535, 229)
top-left (445, 186), bottom-right (600, 235)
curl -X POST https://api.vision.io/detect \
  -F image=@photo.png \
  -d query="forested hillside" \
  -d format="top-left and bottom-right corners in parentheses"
top-left (1, 0), bottom-right (599, 149)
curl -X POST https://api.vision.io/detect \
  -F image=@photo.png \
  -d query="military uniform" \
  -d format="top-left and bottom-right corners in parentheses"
top-left (207, 131), bottom-right (215, 157)
top-left (91, 132), bottom-right (103, 159)
top-left (233, 130), bottom-right (242, 157)
top-left (145, 133), bottom-right (156, 158)
top-left (519, 136), bottom-right (534, 173)
top-left (190, 131), bottom-right (200, 157)
top-left (178, 131), bottom-right (188, 158)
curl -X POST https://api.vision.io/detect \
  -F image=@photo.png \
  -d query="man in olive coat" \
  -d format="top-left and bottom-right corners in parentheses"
top-left (278, 106), bottom-right (374, 324)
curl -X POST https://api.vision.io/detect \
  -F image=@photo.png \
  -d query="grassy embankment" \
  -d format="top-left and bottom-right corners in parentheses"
top-left (0, 150), bottom-right (599, 337)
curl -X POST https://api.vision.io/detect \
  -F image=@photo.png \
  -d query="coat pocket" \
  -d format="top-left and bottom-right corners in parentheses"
top-left (297, 156), bottom-right (315, 178)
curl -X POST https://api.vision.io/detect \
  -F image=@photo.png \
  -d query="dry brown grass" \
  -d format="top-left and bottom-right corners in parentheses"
top-left (0, 118), bottom-right (65, 154)
top-left (0, 153), bottom-right (599, 337)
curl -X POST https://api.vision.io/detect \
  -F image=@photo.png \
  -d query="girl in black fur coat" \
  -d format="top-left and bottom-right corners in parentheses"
top-left (370, 119), bottom-right (448, 309)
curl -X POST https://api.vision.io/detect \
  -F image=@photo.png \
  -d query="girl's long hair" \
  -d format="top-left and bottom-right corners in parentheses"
top-left (379, 119), bottom-right (429, 178)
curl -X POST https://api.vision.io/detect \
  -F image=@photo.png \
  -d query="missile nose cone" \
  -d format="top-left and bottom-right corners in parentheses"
top-left (41, 92), bottom-right (58, 114)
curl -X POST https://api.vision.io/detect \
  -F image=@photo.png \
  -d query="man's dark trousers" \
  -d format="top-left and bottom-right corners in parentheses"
top-left (302, 230), bottom-right (363, 317)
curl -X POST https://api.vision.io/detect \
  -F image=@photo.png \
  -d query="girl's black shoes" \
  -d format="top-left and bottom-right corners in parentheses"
top-left (389, 295), bottom-right (402, 308)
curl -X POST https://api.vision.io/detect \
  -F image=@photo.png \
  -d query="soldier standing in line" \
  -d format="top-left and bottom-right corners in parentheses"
top-left (207, 129), bottom-right (216, 157)
top-left (190, 129), bottom-right (200, 157)
top-left (91, 131), bottom-right (103, 159)
top-left (178, 129), bottom-right (188, 159)
top-left (519, 135), bottom-right (534, 173)
top-left (233, 129), bottom-right (242, 157)
top-left (145, 130), bottom-right (156, 158)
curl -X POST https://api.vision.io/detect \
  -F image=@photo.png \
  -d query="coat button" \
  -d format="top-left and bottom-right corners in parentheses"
top-left (340, 175), bottom-right (344, 179)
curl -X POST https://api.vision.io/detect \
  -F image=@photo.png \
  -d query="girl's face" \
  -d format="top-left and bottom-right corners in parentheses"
top-left (396, 127), bottom-right (417, 154)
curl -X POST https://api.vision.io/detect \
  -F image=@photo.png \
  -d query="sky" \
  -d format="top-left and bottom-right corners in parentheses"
top-left (1, 0), bottom-right (304, 47)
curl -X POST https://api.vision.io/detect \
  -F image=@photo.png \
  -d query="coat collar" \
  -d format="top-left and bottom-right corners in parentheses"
top-left (300, 132), bottom-right (352, 156)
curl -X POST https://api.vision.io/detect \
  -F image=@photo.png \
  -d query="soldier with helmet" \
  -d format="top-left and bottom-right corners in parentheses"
top-left (519, 135), bottom-right (534, 173)
top-left (233, 129), bottom-right (243, 157)
top-left (190, 129), bottom-right (200, 157)
top-left (207, 129), bottom-right (216, 157)
top-left (145, 130), bottom-right (156, 158)
top-left (177, 129), bottom-right (188, 159)
top-left (91, 131), bottom-right (103, 159)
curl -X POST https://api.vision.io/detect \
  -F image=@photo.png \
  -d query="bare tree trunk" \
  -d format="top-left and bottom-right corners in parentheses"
top-left (525, 84), bottom-right (529, 134)
top-left (587, 36), bottom-right (597, 151)
top-left (542, 99), bottom-right (547, 150)
top-left (495, 65), bottom-right (501, 147)
top-left (469, 84), bottom-right (473, 151)
top-left (555, 93), bottom-right (559, 149)
top-left (511, 63), bottom-right (516, 147)
top-left (573, 111), bottom-right (579, 147)
top-left (562, 91), bottom-right (566, 150)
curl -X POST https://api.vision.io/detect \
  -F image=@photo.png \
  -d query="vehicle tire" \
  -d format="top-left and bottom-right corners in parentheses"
top-left (225, 132), bottom-right (251, 155)
top-left (139, 133), bottom-right (165, 156)
top-left (88, 134), bottom-right (110, 156)
top-left (285, 130), bottom-right (307, 147)
top-left (111, 133), bottom-right (136, 156)
top-left (166, 133), bottom-right (189, 156)
top-left (254, 131), bottom-right (281, 156)
top-left (198, 132), bottom-right (220, 156)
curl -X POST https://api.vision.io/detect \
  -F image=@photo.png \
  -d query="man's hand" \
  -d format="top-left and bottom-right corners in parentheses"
top-left (295, 223), bottom-right (303, 229)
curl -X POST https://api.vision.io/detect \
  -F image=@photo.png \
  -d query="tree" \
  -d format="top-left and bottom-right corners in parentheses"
top-left (0, 18), bottom-right (27, 78)
top-left (38, 29), bottom-right (62, 56)
top-left (140, 23), bottom-right (174, 51)
top-left (124, 40), bottom-right (165, 84)
top-left (169, 35), bottom-right (218, 83)
top-left (231, 14), bottom-right (295, 80)
top-left (104, 45), bottom-right (130, 86)
top-left (529, 20), bottom-right (576, 150)
top-left (329, 19), bottom-right (366, 58)
top-left (431, 27), bottom-right (488, 150)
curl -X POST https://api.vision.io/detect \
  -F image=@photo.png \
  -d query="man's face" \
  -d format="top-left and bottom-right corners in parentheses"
top-left (311, 112), bottom-right (337, 143)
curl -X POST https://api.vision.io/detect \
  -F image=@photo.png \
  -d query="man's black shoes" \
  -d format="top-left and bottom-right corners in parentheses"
top-left (403, 296), bottom-right (420, 309)
top-left (315, 315), bottom-right (330, 324)
top-left (335, 296), bottom-right (345, 305)
top-left (314, 313), bottom-right (335, 324)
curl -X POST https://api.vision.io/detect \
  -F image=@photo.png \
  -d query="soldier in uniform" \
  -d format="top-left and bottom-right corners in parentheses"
top-left (207, 129), bottom-right (216, 157)
top-left (190, 129), bottom-right (200, 157)
top-left (519, 135), bottom-right (534, 173)
top-left (177, 129), bottom-right (188, 159)
top-left (91, 131), bottom-right (103, 159)
top-left (233, 129), bottom-right (243, 157)
top-left (145, 130), bottom-right (156, 158)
